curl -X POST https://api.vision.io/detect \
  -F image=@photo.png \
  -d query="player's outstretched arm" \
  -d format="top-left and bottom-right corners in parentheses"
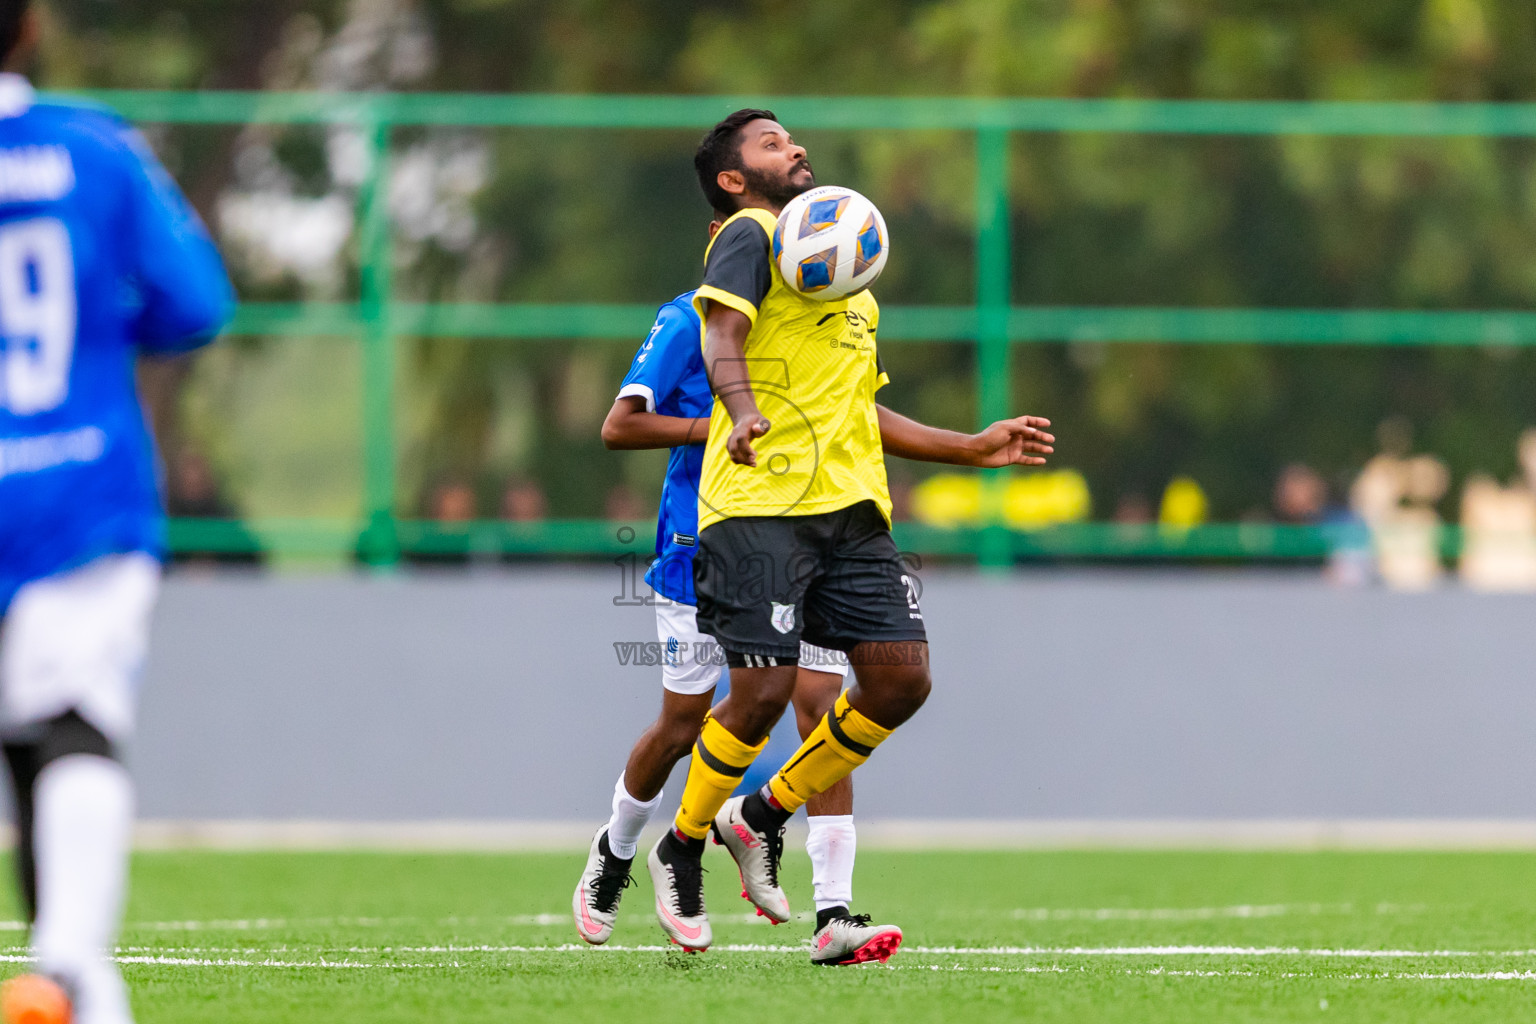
top-left (600, 397), bottom-right (711, 450)
top-left (876, 405), bottom-right (1054, 468)
top-left (702, 304), bottom-right (770, 466)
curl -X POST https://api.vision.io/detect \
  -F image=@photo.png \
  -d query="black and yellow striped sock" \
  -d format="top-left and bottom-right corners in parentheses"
top-left (672, 714), bottom-right (768, 840)
top-left (767, 692), bottom-right (893, 814)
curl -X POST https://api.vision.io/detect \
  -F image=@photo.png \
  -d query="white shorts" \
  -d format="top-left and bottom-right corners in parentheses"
top-left (655, 600), bottom-right (725, 695)
top-left (654, 601), bottom-right (848, 694)
top-left (0, 553), bottom-right (159, 743)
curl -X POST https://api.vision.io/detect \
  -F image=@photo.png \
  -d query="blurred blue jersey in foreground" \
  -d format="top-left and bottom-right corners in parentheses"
top-left (0, 75), bottom-right (233, 614)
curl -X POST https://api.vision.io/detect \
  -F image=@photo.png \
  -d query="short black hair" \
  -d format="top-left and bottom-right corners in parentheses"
top-left (694, 108), bottom-right (777, 215)
top-left (0, 0), bottom-right (28, 66)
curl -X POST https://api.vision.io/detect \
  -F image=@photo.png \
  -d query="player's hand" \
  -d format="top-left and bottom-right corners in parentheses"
top-left (965, 416), bottom-right (1054, 468)
top-left (727, 415), bottom-right (771, 466)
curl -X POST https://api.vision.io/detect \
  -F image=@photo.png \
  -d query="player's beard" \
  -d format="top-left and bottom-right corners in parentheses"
top-left (743, 160), bottom-right (815, 208)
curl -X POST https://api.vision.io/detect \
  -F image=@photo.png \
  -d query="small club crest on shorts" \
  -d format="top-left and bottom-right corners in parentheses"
top-left (770, 602), bottom-right (796, 635)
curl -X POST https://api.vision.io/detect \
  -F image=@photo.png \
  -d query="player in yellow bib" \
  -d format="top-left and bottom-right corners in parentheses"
top-left (693, 205), bottom-right (887, 530)
top-left (646, 109), bottom-right (1054, 963)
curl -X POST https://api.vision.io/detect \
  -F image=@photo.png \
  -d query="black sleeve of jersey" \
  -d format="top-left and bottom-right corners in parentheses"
top-left (701, 217), bottom-right (773, 312)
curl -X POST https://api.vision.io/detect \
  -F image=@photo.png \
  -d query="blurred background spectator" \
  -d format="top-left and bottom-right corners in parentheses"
top-left (166, 451), bottom-right (237, 520)
top-left (1158, 477), bottom-right (1208, 533)
top-left (165, 450), bottom-right (262, 567)
top-left (603, 483), bottom-right (646, 522)
top-left (1458, 473), bottom-right (1536, 591)
top-left (1273, 464), bottom-right (1327, 525)
top-left (1459, 427), bottom-right (1536, 591)
top-left (1271, 462), bottom-right (1372, 586)
top-left (1349, 420), bottom-right (1449, 591)
top-left (409, 476), bottom-right (478, 565)
top-left (427, 478), bottom-right (477, 523)
top-left (1112, 493), bottom-right (1153, 525)
top-left (500, 477), bottom-right (548, 523)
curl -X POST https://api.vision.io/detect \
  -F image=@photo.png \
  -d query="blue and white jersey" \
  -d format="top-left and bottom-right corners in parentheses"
top-left (616, 291), bottom-right (712, 606)
top-left (0, 75), bottom-right (234, 615)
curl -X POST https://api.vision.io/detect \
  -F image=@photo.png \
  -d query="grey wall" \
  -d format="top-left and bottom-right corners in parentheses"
top-left (134, 568), bottom-right (1536, 820)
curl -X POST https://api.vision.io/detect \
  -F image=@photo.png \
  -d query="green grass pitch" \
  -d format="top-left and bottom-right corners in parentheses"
top-left (14, 847), bottom-right (1536, 1022)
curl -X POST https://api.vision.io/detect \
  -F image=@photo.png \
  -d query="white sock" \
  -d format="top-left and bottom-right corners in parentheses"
top-left (605, 774), bottom-right (662, 860)
top-left (806, 814), bottom-right (856, 913)
top-left (32, 755), bottom-right (135, 1024)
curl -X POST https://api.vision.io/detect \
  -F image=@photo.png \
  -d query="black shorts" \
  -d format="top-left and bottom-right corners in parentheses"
top-left (693, 500), bottom-right (928, 662)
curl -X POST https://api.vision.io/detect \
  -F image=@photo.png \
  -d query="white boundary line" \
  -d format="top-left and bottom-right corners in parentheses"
top-left (0, 904), bottom-right (1411, 936)
top-left (122, 819), bottom-right (1536, 851)
top-left (4, 946), bottom-right (1536, 981)
top-left (896, 965), bottom-right (1536, 982)
top-left (7, 943), bottom-right (1536, 959)
top-left (101, 902), bottom-right (1418, 933)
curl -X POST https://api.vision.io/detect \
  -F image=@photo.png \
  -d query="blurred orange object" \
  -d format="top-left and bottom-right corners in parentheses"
top-left (0, 975), bottom-right (70, 1024)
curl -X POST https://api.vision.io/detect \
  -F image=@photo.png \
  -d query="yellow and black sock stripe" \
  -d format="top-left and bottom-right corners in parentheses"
top-left (673, 714), bottom-right (767, 840)
top-left (768, 692), bottom-right (893, 814)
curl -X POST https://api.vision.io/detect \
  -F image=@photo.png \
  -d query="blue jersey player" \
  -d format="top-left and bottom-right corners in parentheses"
top-left (0, 5), bottom-right (233, 1022)
top-left (573, 249), bottom-right (1054, 962)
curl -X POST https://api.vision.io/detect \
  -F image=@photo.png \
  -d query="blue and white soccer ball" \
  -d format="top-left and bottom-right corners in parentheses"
top-left (772, 185), bottom-right (889, 301)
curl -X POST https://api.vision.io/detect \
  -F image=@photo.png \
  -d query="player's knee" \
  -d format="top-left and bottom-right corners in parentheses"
top-left (793, 674), bottom-right (841, 721)
top-left (883, 664), bottom-right (931, 721)
top-left (655, 717), bottom-right (704, 761)
top-left (34, 710), bottom-right (117, 771)
top-left (903, 668), bottom-right (932, 715)
top-left (792, 703), bottom-right (822, 741)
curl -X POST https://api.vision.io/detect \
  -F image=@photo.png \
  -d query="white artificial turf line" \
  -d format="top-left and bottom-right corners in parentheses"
top-left (0, 953), bottom-right (459, 970)
top-left (1002, 902), bottom-right (1425, 920)
top-left (897, 965), bottom-right (1536, 981)
top-left (1009, 905), bottom-right (1299, 921)
top-left (370, 945), bottom-right (1536, 958)
top-left (115, 902), bottom-right (1425, 933)
top-left (132, 917), bottom-right (424, 931)
top-left (904, 945), bottom-right (1536, 957)
top-left (12, 943), bottom-right (1536, 959)
top-left (8, 949), bottom-right (1536, 981)
top-left (128, 912), bottom-right (803, 930)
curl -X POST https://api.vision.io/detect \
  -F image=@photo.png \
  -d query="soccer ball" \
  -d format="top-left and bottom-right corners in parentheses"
top-left (772, 185), bottom-right (889, 301)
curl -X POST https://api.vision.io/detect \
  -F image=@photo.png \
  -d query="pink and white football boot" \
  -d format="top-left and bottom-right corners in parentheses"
top-left (572, 827), bottom-right (633, 945)
top-left (711, 794), bottom-right (791, 924)
top-left (646, 831), bottom-right (711, 952)
top-left (811, 912), bottom-right (904, 966)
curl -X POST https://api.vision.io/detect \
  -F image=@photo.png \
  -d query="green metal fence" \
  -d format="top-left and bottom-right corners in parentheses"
top-left (92, 90), bottom-right (1536, 566)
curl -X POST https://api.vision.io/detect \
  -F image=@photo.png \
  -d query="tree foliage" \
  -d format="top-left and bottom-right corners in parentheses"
top-left (36, 0), bottom-right (1536, 522)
